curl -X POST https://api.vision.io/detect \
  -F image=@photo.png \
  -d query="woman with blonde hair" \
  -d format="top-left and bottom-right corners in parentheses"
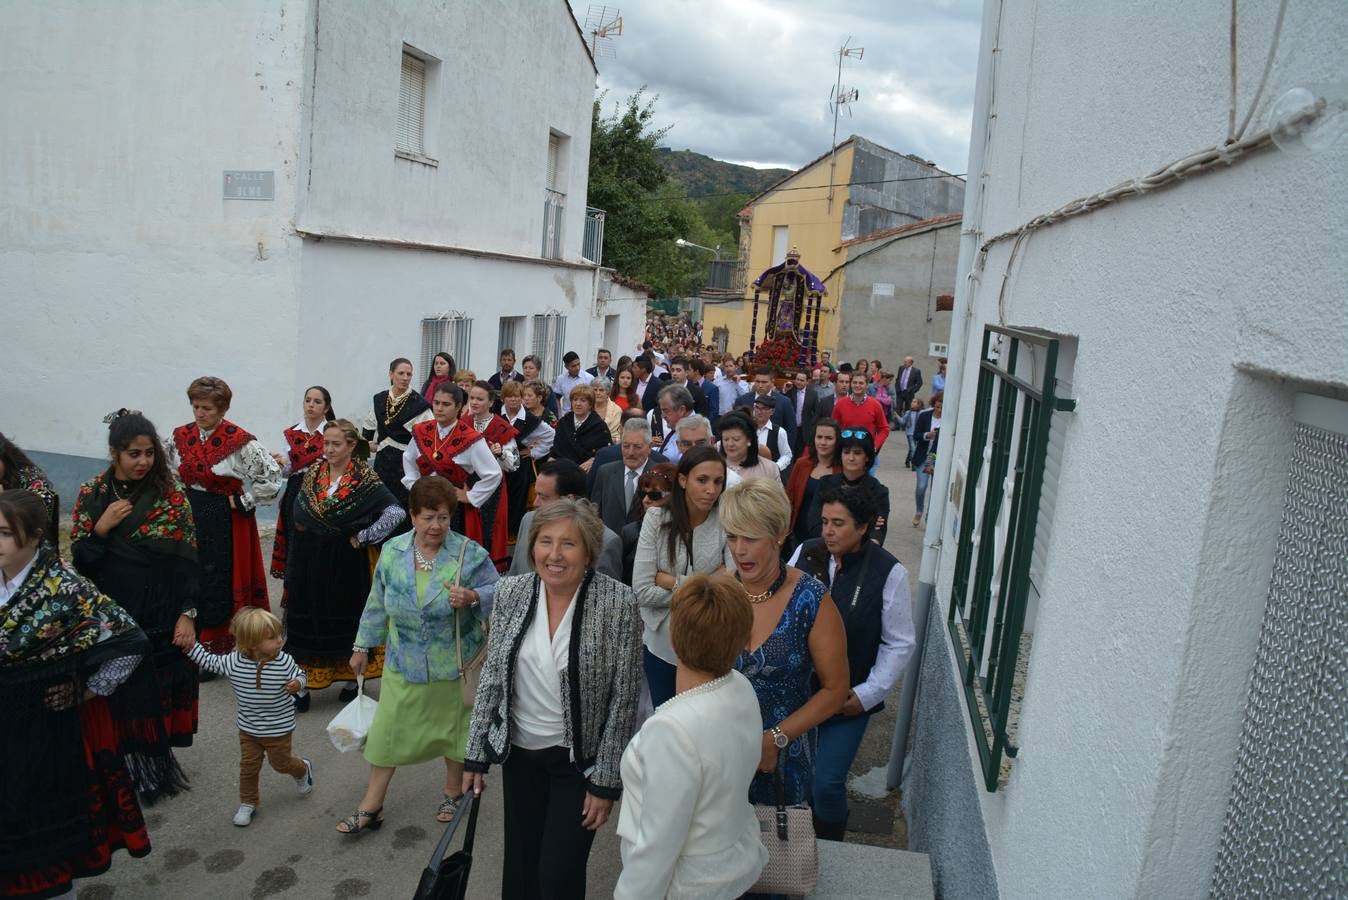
top-left (615, 573), bottom-right (768, 898)
top-left (284, 419), bottom-right (405, 707)
top-left (720, 479), bottom-right (848, 849)
top-left (590, 376), bottom-right (625, 443)
top-left (464, 498), bottom-right (642, 900)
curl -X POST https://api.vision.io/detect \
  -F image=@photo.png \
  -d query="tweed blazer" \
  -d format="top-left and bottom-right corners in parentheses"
top-left (464, 571), bottom-right (642, 799)
top-left (354, 531), bottom-right (499, 684)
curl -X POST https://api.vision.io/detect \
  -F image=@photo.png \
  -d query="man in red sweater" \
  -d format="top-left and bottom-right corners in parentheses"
top-left (832, 370), bottom-right (891, 454)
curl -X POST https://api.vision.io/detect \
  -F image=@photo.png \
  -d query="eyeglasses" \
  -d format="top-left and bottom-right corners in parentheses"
top-left (840, 429), bottom-right (871, 439)
top-left (638, 490), bottom-right (669, 501)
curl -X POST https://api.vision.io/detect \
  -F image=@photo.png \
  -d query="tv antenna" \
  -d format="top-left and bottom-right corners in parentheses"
top-left (827, 37), bottom-right (864, 212)
top-left (584, 5), bottom-right (623, 60)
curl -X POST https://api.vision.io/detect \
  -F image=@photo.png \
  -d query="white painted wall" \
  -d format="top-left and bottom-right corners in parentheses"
top-left (297, 0), bottom-right (596, 261)
top-left (925, 1), bottom-right (1348, 897)
top-left (1, 0), bottom-right (310, 452)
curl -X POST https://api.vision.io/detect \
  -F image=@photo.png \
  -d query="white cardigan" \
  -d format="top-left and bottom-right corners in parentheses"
top-left (631, 506), bottom-right (733, 664)
top-left (614, 671), bottom-right (769, 900)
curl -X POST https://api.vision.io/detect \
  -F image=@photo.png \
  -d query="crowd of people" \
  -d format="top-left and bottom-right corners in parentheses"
top-left (0, 325), bottom-right (945, 899)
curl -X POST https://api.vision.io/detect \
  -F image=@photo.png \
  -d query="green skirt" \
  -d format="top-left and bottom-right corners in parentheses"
top-left (363, 669), bottom-right (472, 768)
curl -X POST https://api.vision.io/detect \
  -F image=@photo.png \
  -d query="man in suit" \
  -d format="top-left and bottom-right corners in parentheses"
top-left (690, 357), bottom-right (721, 429)
top-left (667, 356), bottom-right (708, 417)
top-left (634, 355), bottom-right (665, 413)
top-left (732, 366), bottom-right (792, 430)
top-left (487, 348), bottom-right (525, 391)
top-left (586, 348), bottom-right (617, 381)
top-left (895, 356), bottom-right (924, 410)
top-left (510, 459), bottom-right (622, 578)
top-left (589, 418), bottom-right (660, 534)
top-left (782, 370), bottom-right (818, 455)
top-left (587, 410), bottom-right (668, 493)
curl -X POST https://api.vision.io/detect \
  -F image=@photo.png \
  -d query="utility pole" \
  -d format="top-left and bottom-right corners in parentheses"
top-left (827, 38), bottom-right (863, 213)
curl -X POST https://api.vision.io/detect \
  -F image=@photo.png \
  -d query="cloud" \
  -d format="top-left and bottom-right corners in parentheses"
top-left (571, 0), bottom-right (982, 173)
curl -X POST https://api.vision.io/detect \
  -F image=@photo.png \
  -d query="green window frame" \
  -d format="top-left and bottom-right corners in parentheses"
top-left (948, 325), bottom-right (1075, 791)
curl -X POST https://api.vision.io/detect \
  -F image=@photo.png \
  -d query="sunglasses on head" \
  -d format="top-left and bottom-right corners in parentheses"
top-left (638, 489), bottom-right (669, 501)
top-left (840, 429), bottom-right (871, 439)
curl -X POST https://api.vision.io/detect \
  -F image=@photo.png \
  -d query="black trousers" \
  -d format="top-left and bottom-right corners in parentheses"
top-left (501, 745), bottom-right (597, 900)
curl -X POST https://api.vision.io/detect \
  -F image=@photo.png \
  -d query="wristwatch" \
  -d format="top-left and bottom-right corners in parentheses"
top-left (182, 608), bottom-right (198, 619)
top-left (769, 726), bottom-right (789, 749)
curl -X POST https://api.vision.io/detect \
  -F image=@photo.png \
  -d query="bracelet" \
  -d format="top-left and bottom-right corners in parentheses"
top-left (352, 645), bottom-right (368, 654)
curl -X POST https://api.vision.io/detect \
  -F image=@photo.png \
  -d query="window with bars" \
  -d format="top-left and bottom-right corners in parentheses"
top-left (947, 325), bottom-right (1075, 791)
top-left (498, 316), bottom-right (525, 359)
top-left (531, 314), bottom-right (566, 381)
top-left (397, 51), bottom-right (426, 155)
top-left (420, 315), bottom-right (472, 382)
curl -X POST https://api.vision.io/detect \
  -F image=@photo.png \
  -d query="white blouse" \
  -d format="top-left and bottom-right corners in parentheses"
top-left (278, 419), bottom-right (324, 479)
top-left (507, 407), bottom-right (557, 460)
top-left (167, 427), bottom-right (283, 512)
top-left (511, 587), bottom-right (577, 751)
top-left (399, 424), bottom-right (503, 509)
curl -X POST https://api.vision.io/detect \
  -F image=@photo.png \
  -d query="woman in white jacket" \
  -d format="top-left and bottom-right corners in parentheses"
top-left (615, 573), bottom-right (769, 900)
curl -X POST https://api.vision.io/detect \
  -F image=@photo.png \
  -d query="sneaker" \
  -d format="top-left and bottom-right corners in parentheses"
top-left (295, 758), bottom-right (314, 796)
top-left (233, 804), bottom-right (255, 827)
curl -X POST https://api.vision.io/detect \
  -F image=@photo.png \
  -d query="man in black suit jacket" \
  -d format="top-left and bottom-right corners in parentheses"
top-left (667, 356), bottom-right (708, 417)
top-left (782, 370), bottom-right (819, 455)
top-left (733, 366), bottom-right (793, 430)
top-left (634, 356), bottom-right (667, 413)
top-left (895, 356), bottom-right (924, 409)
top-left (585, 348), bottom-right (617, 381)
top-left (589, 418), bottom-right (663, 534)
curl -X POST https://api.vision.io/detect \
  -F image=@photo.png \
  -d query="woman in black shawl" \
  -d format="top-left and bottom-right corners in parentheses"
top-left (70, 411), bottom-right (199, 804)
top-left (1, 489), bottom-right (154, 900)
top-left (284, 419), bottom-right (405, 708)
top-left (0, 431), bottom-right (59, 544)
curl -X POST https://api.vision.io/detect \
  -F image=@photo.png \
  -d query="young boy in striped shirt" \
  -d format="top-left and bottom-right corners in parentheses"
top-left (183, 607), bottom-right (314, 826)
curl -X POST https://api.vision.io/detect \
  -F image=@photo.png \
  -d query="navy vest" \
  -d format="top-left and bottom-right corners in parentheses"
top-left (799, 538), bottom-right (899, 713)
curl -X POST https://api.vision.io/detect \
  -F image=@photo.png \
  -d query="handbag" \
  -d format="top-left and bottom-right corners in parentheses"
top-left (452, 540), bottom-right (487, 705)
top-left (751, 758), bottom-right (818, 896)
top-left (324, 676), bottom-right (378, 753)
top-left (411, 791), bottom-right (480, 900)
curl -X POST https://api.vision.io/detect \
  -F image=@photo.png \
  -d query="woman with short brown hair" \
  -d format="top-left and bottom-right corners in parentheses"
top-left (551, 384), bottom-right (612, 471)
top-left (170, 376), bottom-right (282, 653)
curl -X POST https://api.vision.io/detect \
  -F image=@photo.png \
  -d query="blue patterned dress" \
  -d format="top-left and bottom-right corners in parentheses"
top-left (735, 571), bottom-right (827, 806)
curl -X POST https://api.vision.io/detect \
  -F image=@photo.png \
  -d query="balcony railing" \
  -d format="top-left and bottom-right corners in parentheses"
top-left (583, 207), bottom-right (605, 266)
top-left (705, 259), bottom-right (735, 290)
top-left (542, 189), bottom-right (565, 259)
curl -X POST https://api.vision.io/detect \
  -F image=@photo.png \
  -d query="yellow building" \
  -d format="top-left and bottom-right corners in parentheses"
top-left (703, 135), bottom-right (965, 362)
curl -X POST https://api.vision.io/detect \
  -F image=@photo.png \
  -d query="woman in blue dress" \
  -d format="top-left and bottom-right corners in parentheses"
top-left (721, 479), bottom-right (849, 866)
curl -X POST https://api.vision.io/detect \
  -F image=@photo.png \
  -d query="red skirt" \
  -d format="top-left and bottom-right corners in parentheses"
top-left (460, 482), bottom-right (510, 573)
top-left (199, 508), bottom-right (270, 653)
top-left (1, 699), bottom-right (151, 899)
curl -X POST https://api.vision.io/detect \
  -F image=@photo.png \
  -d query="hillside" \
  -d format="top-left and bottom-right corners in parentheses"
top-left (658, 148), bottom-right (792, 198)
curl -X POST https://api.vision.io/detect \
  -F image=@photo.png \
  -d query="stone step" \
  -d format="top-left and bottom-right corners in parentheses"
top-left (807, 840), bottom-right (934, 899)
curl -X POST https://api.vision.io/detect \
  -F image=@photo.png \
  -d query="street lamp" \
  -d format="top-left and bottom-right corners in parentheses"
top-left (674, 237), bottom-right (721, 260)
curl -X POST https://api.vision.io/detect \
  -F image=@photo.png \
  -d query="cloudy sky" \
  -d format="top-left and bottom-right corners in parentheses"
top-left (568, 0), bottom-right (983, 174)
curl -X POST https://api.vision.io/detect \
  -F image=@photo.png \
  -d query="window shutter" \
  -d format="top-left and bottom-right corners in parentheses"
top-left (547, 134), bottom-right (560, 191)
top-left (397, 53), bottom-right (426, 153)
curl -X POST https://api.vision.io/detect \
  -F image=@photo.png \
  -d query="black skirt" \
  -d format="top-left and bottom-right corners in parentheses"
top-left (185, 490), bottom-right (234, 629)
top-left (373, 447), bottom-right (413, 539)
top-left (283, 527), bottom-right (375, 661)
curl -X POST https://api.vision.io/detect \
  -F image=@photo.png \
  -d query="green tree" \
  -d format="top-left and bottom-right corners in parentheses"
top-left (588, 89), bottom-right (703, 298)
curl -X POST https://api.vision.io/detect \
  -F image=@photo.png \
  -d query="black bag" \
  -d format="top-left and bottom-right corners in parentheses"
top-left (411, 793), bottom-right (480, 900)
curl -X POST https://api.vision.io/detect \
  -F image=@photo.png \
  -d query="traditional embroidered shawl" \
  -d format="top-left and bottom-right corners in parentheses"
top-left (71, 468), bottom-right (198, 565)
top-left (293, 459), bottom-right (396, 537)
top-left (172, 420), bottom-right (255, 493)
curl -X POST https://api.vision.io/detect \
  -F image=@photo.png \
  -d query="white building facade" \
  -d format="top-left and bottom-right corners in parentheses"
top-left (1, 0), bottom-right (645, 498)
top-left (900, 1), bottom-right (1348, 898)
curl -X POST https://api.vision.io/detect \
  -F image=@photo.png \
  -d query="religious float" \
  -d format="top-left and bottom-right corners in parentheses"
top-left (747, 247), bottom-right (826, 375)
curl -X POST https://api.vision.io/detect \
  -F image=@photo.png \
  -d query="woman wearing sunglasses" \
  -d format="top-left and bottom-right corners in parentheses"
top-left (804, 428), bottom-right (890, 546)
top-left (632, 447), bottom-right (733, 707)
top-left (620, 463), bottom-right (676, 582)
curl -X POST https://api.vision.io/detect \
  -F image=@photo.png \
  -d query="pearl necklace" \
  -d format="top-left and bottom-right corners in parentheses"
top-left (413, 546), bottom-right (436, 571)
top-left (656, 673), bottom-right (732, 712)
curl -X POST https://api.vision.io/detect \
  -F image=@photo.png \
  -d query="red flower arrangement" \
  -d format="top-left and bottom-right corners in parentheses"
top-left (751, 336), bottom-right (805, 375)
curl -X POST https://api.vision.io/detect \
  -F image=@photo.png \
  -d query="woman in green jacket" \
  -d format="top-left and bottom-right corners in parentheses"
top-left (336, 476), bottom-right (499, 835)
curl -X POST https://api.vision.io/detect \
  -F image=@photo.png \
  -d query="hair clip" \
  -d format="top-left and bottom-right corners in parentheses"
top-left (102, 407), bottom-right (142, 424)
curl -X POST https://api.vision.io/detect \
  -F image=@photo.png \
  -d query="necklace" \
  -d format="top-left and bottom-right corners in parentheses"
top-left (384, 388), bottom-right (412, 425)
top-left (109, 476), bottom-right (135, 501)
top-left (656, 672), bottom-right (731, 712)
top-left (736, 564), bottom-right (788, 604)
top-left (413, 545), bottom-right (436, 571)
top-left (429, 423), bottom-right (458, 462)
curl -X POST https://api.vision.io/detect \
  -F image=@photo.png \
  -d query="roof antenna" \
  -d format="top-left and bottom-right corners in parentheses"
top-left (827, 37), bottom-right (864, 213)
top-left (584, 5), bottom-right (623, 60)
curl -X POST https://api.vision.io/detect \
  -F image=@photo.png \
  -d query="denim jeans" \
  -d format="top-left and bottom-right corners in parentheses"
top-left (811, 711), bottom-right (873, 822)
top-left (915, 464), bottom-right (933, 514)
top-left (904, 433), bottom-right (916, 465)
top-left (643, 647), bottom-right (677, 708)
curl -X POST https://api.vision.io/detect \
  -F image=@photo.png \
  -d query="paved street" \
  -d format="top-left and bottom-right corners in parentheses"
top-left (83, 448), bottom-right (925, 900)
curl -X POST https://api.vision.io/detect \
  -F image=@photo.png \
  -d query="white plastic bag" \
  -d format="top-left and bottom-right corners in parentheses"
top-left (326, 677), bottom-right (378, 753)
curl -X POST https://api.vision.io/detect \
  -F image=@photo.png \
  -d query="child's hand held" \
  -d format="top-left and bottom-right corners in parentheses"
top-left (285, 679), bottom-right (301, 694)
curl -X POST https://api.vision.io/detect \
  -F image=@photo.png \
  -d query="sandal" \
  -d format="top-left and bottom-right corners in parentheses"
top-left (336, 808), bottom-right (384, 834)
top-left (436, 793), bottom-right (461, 823)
